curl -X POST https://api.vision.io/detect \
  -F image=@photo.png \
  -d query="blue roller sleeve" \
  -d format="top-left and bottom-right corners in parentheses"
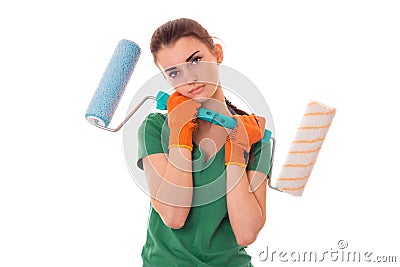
top-left (85, 39), bottom-right (141, 126)
top-left (155, 91), bottom-right (271, 143)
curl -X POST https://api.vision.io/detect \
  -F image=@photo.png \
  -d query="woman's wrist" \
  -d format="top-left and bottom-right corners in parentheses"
top-left (225, 141), bottom-right (248, 168)
top-left (167, 146), bottom-right (193, 172)
top-left (168, 123), bottom-right (196, 151)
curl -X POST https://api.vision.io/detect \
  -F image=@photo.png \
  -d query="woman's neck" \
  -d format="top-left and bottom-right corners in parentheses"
top-left (200, 85), bottom-right (231, 117)
top-left (195, 85), bottom-right (232, 135)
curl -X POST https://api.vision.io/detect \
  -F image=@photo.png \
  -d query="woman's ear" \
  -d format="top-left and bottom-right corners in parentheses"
top-left (214, 44), bottom-right (223, 64)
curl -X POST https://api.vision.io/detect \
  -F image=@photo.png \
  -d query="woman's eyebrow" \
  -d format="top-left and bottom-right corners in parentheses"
top-left (163, 50), bottom-right (201, 72)
top-left (185, 50), bottom-right (200, 62)
top-left (164, 66), bottom-right (177, 73)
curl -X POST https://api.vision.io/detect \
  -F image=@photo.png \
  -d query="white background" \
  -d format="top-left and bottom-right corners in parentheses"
top-left (1, 0), bottom-right (399, 266)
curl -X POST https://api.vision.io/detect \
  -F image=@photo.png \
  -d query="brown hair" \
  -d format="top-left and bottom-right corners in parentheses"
top-left (150, 18), bottom-right (248, 116)
top-left (150, 18), bottom-right (214, 60)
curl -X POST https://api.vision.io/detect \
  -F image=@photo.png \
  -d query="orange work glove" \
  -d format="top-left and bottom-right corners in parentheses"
top-left (225, 114), bottom-right (266, 167)
top-left (167, 92), bottom-right (201, 151)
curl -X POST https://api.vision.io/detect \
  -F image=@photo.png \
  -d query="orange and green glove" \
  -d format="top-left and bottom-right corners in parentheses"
top-left (167, 92), bottom-right (201, 151)
top-left (225, 114), bottom-right (266, 167)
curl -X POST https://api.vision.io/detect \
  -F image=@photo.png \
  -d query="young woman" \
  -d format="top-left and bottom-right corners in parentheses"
top-left (137, 18), bottom-right (272, 267)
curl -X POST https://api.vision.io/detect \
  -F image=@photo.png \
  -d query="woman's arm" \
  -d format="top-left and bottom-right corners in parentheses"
top-left (141, 92), bottom-right (200, 229)
top-left (142, 147), bottom-right (193, 229)
top-left (226, 166), bottom-right (267, 246)
top-left (224, 114), bottom-right (268, 246)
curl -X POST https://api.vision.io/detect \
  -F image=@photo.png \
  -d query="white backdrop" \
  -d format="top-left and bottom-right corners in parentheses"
top-left (1, 1), bottom-right (399, 266)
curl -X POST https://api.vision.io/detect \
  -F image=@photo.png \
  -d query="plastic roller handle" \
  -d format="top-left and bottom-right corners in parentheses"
top-left (155, 91), bottom-right (271, 143)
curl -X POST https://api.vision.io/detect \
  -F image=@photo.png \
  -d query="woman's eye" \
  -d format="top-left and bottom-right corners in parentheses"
top-left (191, 56), bottom-right (202, 65)
top-left (169, 70), bottom-right (179, 79)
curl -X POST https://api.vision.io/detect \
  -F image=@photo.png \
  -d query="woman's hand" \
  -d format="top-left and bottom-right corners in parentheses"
top-left (225, 114), bottom-right (266, 167)
top-left (167, 92), bottom-right (201, 151)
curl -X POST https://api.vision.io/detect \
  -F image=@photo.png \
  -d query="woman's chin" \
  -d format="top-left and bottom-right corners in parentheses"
top-left (193, 96), bottom-right (210, 103)
top-left (194, 84), bottom-right (218, 101)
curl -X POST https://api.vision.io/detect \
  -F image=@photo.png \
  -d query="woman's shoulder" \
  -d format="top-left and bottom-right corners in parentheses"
top-left (145, 112), bottom-right (168, 122)
top-left (139, 112), bottom-right (168, 130)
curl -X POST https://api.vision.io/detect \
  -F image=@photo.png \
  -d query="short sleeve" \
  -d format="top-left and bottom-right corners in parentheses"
top-left (137, 112), bottom-right (169, 170)
top-left (246, 139), bottom-right (272, 176)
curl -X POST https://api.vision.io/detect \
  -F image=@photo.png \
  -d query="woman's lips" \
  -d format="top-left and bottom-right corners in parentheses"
top-left (189, 84), bottom-right (205, 94)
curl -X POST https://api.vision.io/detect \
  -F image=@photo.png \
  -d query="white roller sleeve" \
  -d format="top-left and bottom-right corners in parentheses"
top-left (275, 101), bottom-right (336, 196)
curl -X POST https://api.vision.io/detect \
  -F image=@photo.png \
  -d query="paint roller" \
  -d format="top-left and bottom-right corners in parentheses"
top-left (273, 101), bottom-right (336, 196)
top-left (85, 39), bottom-right (141, 130)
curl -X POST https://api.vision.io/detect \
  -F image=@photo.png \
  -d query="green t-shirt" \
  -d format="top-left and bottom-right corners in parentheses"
top-left (137, 112), bottom-right (271, 267)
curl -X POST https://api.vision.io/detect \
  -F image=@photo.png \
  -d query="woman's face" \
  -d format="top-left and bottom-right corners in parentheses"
top-left (156, 37), bottom-right (220, 100)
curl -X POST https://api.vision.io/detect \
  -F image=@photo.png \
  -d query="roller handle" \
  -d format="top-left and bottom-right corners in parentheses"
top-left (156, 91), bottom-right (271, 143)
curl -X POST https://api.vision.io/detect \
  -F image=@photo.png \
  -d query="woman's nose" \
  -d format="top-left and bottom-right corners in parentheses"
top-left (184, 70), bottom-right (198, 84)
